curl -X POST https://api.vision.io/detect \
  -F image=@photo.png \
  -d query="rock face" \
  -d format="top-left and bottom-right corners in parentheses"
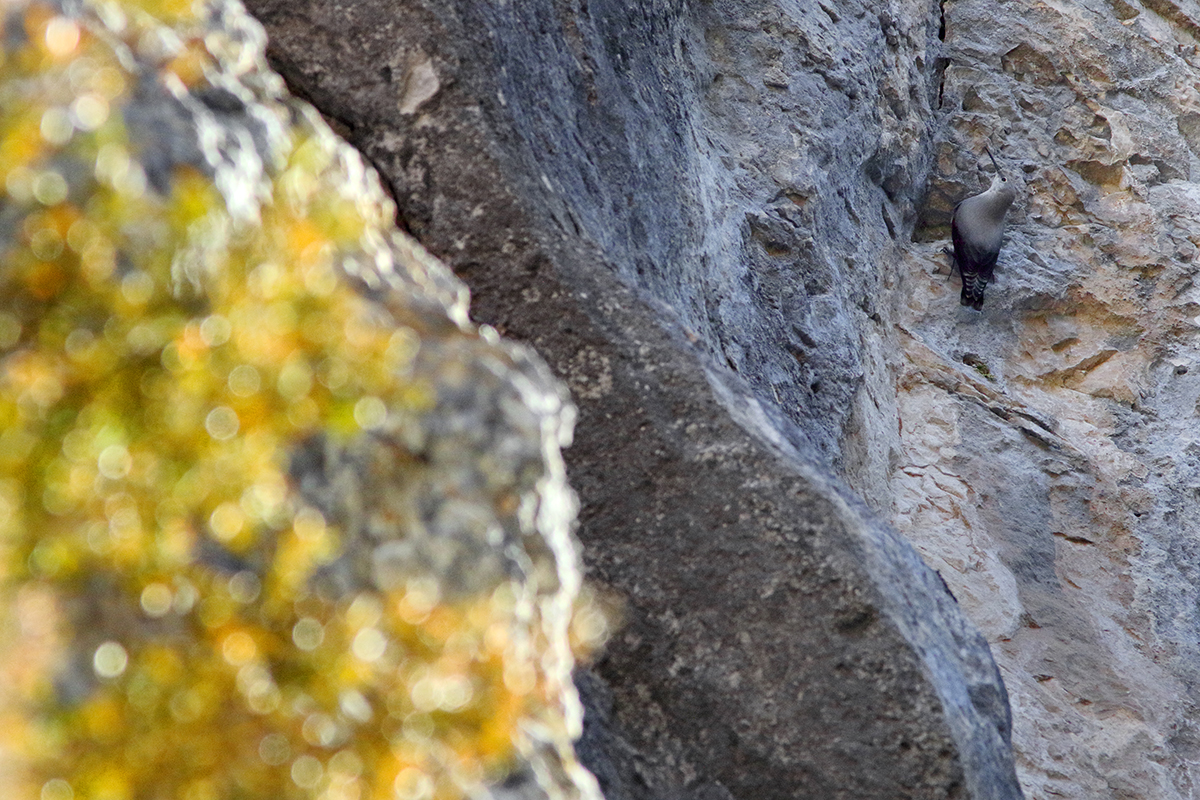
top-left (898, 2), bottom-right (1200, 798)
top-left (246, 0), bottom-right (1200, 798)
top-left (245, 1), bottom-right (1024, 799)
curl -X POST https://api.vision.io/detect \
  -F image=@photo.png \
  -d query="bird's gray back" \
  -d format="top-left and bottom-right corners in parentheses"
top-left (953, 191), bottom-right (1012, 251)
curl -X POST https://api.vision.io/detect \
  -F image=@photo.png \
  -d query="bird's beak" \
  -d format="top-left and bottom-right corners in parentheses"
top-left (983, 146), bottom-right (1005, 179)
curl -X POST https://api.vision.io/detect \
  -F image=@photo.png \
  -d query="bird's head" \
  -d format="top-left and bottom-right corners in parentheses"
top-left (983, 146), bottom-right (1017, 204)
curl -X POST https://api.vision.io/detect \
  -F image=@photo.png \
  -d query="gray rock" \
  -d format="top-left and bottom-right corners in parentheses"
top-left (898, 1), bottom-right (1200, 798)
top-left (247, 0), bottom-right (1024, 798)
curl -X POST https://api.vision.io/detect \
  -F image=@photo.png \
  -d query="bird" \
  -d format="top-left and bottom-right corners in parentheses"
top-left (951, 147), bottom-right (1016, 310)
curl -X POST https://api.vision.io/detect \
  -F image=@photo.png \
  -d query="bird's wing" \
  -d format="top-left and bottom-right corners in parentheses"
top-left (951, 209), bottom-right (1000, 279)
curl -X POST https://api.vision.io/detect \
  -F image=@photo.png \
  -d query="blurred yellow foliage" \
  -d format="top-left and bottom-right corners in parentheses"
top-left (0, 2), bottom-right (606, 799)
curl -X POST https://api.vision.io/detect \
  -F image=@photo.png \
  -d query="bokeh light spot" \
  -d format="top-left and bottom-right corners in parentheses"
top-left (351, 628), bottom-right (386, 662)
top-left (64, 328), bottom-right (95, 357)
top-left (259, 733), bottom-right (291, 766)
top-left (71, 93), bottom-right (110, 131)
top-left (227, 571), bottom-right (261, 603)
top-left (93, 641), bottom-right (128, 678)
top-left (343, 692), bottom-right (374, 727)
top-left (44, 17), bottom-right (81, 57)
top-left (96, 444), bottom-right (132, 480)
top-left (397, 577), bottom-right (440, 623)
top-left (40, 108), bottom-right (74, 146)
top-left (173, 580), bottom-right (199, 613)
top-left (30, 226), bottom-right (65, 260)
top-left (199, 314), bottom-right (231, 347)
top-left (353, 396), bottom-right (386, 430)
top-left (33, 171), bottom-right (69, 206)
top-left (209, 501), bottom-right (244, 541)
top-left (120, 271), bottom-right (154, 305)
top-left (291, 755), bottom-right (323, 789)
top-left (205, 406), bottom-right (240, 440)
top-left (140, 583), bottom-right (173, 617)
top-left (292, 617), bottom-right (324, 651)
top-left (227, 364), bottom-right (261, 396)
top-left (5, 165), bottom-right (35, 203)
top-left (41, 778), bottom-right (74, 800)
top-left (329, 749), bottom-right (363, 779)
top-left (394, 767), bottom-right (433, 800)
top-left (221, 631), bottom-right (257, 666)
top-left (410, 675), bottom-right (439, 713)
top-left (238, 664), bottom-right (280, 714)
top-left (293, 506), bottom-right (326, 541)
top-left (503, 660), bottom-right (537, 695)
top-left (277, 358), bottom-right (313, 400)
top-left (440, 675), bottom-right (474, 712)
top-left (301, 712), bottom-right (339, 747)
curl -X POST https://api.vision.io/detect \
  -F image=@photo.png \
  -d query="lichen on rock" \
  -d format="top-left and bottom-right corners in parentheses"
top-left (0, 1), bottom-right (606, 799)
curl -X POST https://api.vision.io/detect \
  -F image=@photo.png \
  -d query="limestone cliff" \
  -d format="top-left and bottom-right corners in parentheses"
top-left (246, 0), bottom-right (1200, 798)
top-left (247, 0), bottom-right (1021, 798)
top-left (9, 0), bottom-right (1199, 798)
top-left (901, 2), bottom-right (1200, 797)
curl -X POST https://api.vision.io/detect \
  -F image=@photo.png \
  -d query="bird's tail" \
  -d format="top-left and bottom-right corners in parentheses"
top-left (960, 272), bottom-right (988, 310)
